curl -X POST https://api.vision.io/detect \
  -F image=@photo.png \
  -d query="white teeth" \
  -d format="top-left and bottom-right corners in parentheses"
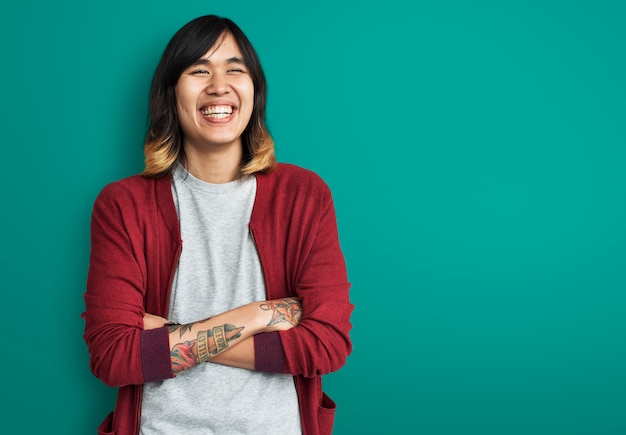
top-left (200, 105), bottom-right (233, 117)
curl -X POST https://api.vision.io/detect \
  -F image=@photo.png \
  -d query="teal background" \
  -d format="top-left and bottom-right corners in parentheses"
top-left (1, 0), bottom-right (625, 433)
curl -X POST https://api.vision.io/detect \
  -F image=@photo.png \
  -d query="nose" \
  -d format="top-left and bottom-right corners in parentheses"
top-left (206, 72), bottom-right (230, 95)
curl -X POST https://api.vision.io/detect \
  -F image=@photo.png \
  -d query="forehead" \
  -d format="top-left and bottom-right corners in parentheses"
top-left (198, 32), bottom-right (244, 62)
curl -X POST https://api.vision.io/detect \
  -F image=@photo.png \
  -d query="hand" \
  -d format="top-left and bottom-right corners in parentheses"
top-left (259, 297), bottom-right (303, 332)
top-left (143, 312), bottom-right (169, 330)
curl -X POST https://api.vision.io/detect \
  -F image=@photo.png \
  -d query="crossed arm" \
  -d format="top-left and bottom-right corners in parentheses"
top-left (143, 298), bottom-right (302, 375)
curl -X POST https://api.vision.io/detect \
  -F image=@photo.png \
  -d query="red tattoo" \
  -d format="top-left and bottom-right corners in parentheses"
top-left (261, 298), bottom-right (302, 327)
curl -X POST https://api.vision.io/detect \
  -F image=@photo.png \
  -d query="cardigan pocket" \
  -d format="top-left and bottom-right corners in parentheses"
top-left (97, 411), bottom-right (114, 435)
top-left (317, 392), bottom-right (336, 435)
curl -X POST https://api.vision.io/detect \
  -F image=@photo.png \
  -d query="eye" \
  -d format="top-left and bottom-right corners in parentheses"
top-left (191, 69), bottom-right (210, 75)
top-left (227, 68), bottom-right (245, 74)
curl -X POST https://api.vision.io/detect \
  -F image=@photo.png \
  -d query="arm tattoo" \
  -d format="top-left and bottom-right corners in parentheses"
top-left (171, 341), bottom-right (197, 374)
top-left (170, 323), bottom-right (244, 375)
top-left (260, 298), bottom-right (302, 327)
top-left (169, 319), bottom-right (210, 337)
top-left (177, 324), bottom-right (194, 338)
top-left (197, 324), bottom-right (244, 362)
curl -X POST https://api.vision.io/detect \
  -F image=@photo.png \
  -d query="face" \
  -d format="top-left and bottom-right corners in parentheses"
top-left (175, 32), bottom-right (254, 153)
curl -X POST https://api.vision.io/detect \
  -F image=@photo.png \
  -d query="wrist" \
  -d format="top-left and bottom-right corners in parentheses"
top-left (235, 302), bottom-right (269, 333)
top-left (257, 298), bottom-right (302, 332)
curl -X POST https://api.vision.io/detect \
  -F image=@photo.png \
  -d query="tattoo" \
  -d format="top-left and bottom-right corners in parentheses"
top-left (178, 323), bottom-right (194, 338)
top-left (261, 298), bottom-right (302, 327)
top-left (170, 324), bottom-right (244, 375)
top-left (169, 319), bottom-right (210, 338)
top-left (171, 341), bottom-right (197, 374)
top-left (197, 324), bottom-right (244, 362)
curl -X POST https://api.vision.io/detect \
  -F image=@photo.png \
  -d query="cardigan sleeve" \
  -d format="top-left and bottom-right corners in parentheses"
top-left (82, 183), bottom-right (174, 387)
top-left (277, 186), bottom-right (353, 378)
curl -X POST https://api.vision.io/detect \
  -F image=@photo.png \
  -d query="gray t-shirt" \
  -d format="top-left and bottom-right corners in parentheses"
top-left (140, 164), bottom-right (301, 434)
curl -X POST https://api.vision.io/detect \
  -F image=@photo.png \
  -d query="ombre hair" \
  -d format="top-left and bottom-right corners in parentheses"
top-left (141, 15), bottom-right (275, 178)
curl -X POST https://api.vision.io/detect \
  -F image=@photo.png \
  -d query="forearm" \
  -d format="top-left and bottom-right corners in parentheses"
top-left (209, 337), bottom-right (255, 370)
top-left (167, 304), bottom-right (259, 374)
top-left (146, 313), bottom-right (256, 369)
top-left (164, 298), bottom-right (301, 375)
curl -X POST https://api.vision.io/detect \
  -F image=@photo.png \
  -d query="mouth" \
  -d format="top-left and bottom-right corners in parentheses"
top-left (199, 105), bottom-right (234, 119)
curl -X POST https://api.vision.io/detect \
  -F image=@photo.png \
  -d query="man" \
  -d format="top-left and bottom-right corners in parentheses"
top-left (83, 14), bottom-right (353, 435)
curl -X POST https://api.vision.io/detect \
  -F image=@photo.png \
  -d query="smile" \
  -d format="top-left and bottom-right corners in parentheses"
top-left (200, 105), bottom-right (234, 119)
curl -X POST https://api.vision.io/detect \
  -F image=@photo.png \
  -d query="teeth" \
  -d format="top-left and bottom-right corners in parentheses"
top-left (200, 105), bottom-right (233, 117)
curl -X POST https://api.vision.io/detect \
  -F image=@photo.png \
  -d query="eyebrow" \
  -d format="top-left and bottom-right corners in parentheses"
top-left (190, 56), bottom-right (246, 67)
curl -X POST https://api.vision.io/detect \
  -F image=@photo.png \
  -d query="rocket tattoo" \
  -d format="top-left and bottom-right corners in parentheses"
top-left (170, 323), bottom-right (244, 375)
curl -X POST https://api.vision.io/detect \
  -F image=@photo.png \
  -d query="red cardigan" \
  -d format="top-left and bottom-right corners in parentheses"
top-left (83, 163), bottom-right (353, 435)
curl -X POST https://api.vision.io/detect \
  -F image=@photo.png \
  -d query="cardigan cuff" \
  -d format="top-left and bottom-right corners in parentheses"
top-left (254, 332), bottom-right (285, 373)
top-left (141, 326), bottom-right (174, 382)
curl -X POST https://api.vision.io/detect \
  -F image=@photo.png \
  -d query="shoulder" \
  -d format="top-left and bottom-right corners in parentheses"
top-left (260, 163), bottom-right (330, 195)
top-left (94, 174), bottom-right (170, 208)
top-left (98, 174), bottom-right (156, 193)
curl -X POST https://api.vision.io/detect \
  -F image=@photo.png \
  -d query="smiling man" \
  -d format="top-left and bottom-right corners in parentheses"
top-left (82, 15), bottom-right (353, 435)
top-left (174, 33), bottom-right (254, 183)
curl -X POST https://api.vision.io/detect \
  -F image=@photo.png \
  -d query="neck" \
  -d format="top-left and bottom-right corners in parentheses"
top-left (182, 143), bottom-right (242, 184)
